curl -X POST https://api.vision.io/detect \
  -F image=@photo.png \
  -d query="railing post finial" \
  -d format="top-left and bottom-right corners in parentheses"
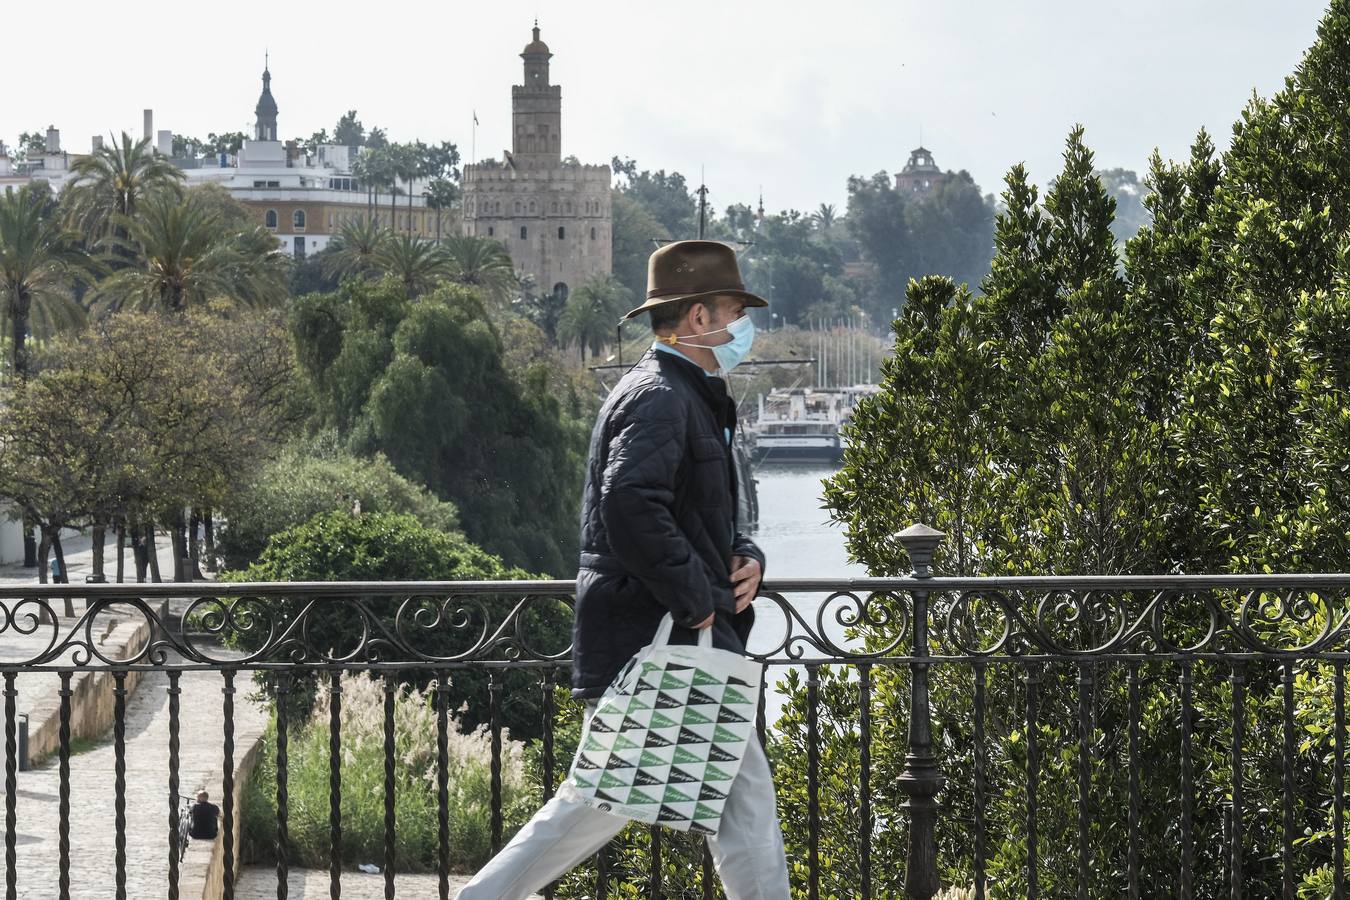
top-left (897, 523), bottom-right (944, 578)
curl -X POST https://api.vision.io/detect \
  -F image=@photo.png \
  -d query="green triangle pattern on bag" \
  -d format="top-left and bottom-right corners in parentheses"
top-left (681, 707), bottom-right (713, 726)
top-left (566, 615), bottom-right (763, 834)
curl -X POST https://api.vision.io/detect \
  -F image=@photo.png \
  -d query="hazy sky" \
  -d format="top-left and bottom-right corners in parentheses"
top-left (8, 0), bottom-right (1330, 214)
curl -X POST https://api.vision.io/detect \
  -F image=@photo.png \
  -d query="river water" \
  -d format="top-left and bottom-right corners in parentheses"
top-left (741, 462), bottom-right (868, 723)
top-left (746, 462), bottom-right (865, 581)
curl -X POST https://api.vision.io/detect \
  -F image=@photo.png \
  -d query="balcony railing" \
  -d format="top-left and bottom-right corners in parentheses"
top-left (4, 527), bottom-right (1350, 898)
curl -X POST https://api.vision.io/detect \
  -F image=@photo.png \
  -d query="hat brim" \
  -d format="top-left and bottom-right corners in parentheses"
top-left (622, 288), bottom-right (769, 321)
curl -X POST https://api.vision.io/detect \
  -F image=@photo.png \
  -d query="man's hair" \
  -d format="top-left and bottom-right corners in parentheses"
top-left (196, 790), bottom-right (209, 801)
top-left (651, 297), bottom-right (726, 334)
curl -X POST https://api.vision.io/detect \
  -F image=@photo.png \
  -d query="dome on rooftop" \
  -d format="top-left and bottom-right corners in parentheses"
top-left (522, 23), bottom-right (550, 57)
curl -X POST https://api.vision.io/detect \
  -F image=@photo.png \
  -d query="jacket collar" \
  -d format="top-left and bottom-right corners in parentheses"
top-left (639, 347), bottom-right (726, 406)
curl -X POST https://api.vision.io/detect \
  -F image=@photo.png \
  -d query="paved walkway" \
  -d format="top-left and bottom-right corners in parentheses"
top-left (235, 867), bottom-right (489, 898)
top-left (0, 527), bottom-right (198, 588)
top-left (6, 658), bottom-right (268, 898)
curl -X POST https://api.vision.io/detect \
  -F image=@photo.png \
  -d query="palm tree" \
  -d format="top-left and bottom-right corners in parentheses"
top-left (355, 148), bottom-right (396, 227)
top-left (0, 185), bottom-right (97, 380)
top-left (442, 235), bottom-right (517, 304)
top-left (351, 154), bottom-right (375, 222)
top-left (374, 234), bottom-right (452, 298)
top-left (810, 203), bottom-right (838, 231)
top-left (362, 147), bottom-right (399, 230)
top-left (323, 219), bottom-right (390, 283)
top-left (425, 179), bottom-right (458, 243)
top-left (558, 274), bottom-right (632, 362)
top-left (62, 132), bottom-right (185, 244)
top-left (93, 193), bottom-right (288, 314)
top-left (398, 142), bottom-right (427, 236)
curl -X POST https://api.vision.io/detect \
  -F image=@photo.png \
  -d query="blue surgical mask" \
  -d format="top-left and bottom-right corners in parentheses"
top-left (661, 315), bottom-right (756, 373)
top-left (711, 315), bottom-right (755, 372)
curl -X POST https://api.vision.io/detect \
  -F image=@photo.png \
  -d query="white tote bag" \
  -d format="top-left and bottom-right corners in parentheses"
top-left (566, 613), bottom-right (764, 834)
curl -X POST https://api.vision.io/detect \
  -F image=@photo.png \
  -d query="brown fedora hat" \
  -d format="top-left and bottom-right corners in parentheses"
top-left (622, 240), bottom-right (769, 320)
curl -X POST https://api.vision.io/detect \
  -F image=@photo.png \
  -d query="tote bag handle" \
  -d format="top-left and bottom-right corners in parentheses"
top-left (650, 612), bottom-right (714, 651)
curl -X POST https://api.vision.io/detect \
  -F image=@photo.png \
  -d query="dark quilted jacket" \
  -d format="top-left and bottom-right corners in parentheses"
top-left (571, 347), bottom-right (767, 698)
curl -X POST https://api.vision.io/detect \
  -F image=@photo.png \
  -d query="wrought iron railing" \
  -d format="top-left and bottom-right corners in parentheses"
top-left (3, 525), bottom-right (1350, 898)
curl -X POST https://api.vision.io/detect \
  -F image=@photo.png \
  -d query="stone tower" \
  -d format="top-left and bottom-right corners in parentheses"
top-left (255, 55), bottom-right (278, 142)
top-left (895, 146), bottom-right (945, 196)
top-left (461, 23), bottom-right (612, 303)
top-left (513, 24), bottom-right (561, 167)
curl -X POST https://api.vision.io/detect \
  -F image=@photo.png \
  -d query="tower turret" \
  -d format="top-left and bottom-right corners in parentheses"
top-left (511, 22), bottom-right (561, 166)
top-left (255, 54), bottom-right (279, 142)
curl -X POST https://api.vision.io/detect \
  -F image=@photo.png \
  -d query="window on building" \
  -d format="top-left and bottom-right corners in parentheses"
top-left (520, 226), bottom-right (528, 239)
top-left (551, 201), bottom-right (558, 214)
top-left (591, 227), bottom-right (597, 240)
top-left (557, 226), bottom-right (565, 239)
top-left (529, 201), bottom-right (536, 213)
top-left (265, 209), bottom-right (278, 229)
top-left (267, 180), bottom-right (280, 188)
top-left (293, 210), bottom-right (306, 229)
top-left (565, 201), bottom-right (572, 214)
top-left (254, 180), bottom-right (266, 188)
top-left (515, 201), bottom-right (522, 214)
top-left (488, 226), bottom-right (495, 237)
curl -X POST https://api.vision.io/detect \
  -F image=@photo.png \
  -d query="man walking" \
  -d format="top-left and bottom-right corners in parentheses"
top-left (456, 240), bottom-right (790, 898)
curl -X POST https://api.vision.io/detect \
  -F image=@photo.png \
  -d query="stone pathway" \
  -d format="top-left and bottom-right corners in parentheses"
top-left (0, 527), bottom-right (192, 587)
top-left (235, 867), bottom-right (486, 898)
top-left (5, 659), bottom-right (268, 898)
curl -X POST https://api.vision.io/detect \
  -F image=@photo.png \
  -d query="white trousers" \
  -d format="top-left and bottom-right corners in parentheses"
top-left (455, 700), bottom-right (790, 899)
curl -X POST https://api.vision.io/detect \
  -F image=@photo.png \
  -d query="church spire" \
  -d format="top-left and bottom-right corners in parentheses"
top-left (254, 53), bottom-right (279, 141)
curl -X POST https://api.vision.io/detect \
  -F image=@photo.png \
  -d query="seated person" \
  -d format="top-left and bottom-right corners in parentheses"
top-left (188, 790), bottom-right (220, 841)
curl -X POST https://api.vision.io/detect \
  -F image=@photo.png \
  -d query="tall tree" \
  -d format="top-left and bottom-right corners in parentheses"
top-left (204, 132), bottom-right (246, 156)
top-left (323, 219), bottom-right (390, 283)
top-left (94, 192), bottom-right (288, 313)
top-left (333, 111), bottom-right (365, 147)
top-left (291, 277), bottom-right (587, 574)
top-left (62, 132), bottom-right (185, 244)
top-left (395, 141), bottom-right (424, 235)
top-left (425, 179), bottom-right (458, 243)
top-left (0, 184), bottom-right (95, 381)
top-left (810, 203), bottom-right (838, 231)
top-left (557, 274), bottom-right (632, 361)
top-left (610, 191), bottom-right (669, 299)
top-left (373, 234), bottom-right (452, 298)
top-left (611, 157), bottom-right (697, 237)
top-left (442, 234), bottom-right (516, 304)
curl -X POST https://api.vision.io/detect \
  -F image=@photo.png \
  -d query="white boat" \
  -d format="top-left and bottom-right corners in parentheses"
top-left (749, 385), bottom-right (880, 463)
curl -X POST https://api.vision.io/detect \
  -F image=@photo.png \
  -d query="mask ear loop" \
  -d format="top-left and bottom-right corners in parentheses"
top-left (658, 323), bottom-right (731, 348)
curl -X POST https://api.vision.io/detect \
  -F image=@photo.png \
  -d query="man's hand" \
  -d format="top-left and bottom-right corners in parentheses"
top-left (730, 555), bottom-right (762, 613)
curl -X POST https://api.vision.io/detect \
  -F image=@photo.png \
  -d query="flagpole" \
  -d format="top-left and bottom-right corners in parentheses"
top-left (471, 110), bottom-right (477, 168)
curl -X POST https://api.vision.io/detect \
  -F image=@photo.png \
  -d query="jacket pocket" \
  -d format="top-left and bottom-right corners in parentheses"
top-left (687, 435), bottom-right (728, 506)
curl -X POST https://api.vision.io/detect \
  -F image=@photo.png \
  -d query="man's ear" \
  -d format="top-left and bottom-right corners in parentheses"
top-left (688, 301), bottom-right (710, 330)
